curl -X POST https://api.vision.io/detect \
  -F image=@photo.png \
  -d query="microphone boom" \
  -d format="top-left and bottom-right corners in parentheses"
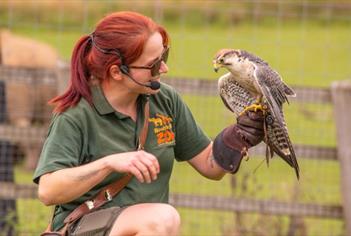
top-left (125, 73), bottom-right (160, 90)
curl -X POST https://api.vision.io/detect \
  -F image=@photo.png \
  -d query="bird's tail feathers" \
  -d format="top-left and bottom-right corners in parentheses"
top-left (264, 112), bottom-right (300, 179)
top-left (284, 84), bottom-right (296, 97)
top-left (270, 141), bottom-right (299, 179)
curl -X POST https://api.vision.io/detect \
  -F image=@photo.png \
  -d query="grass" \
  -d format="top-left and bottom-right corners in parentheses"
top-left (167, 22), bottom-right (351, 87)
top-left (171, 157), bottom-right (343, 236)
top-left (11, 22), bottom-right (351, 87)
top-left (171, 157), bottom-right (341, 204)
top-left (7, 21), bottom-right (348, 235)
top-left (182, 94), bottom-right (336, 147)
top-left (177, 208), bottom-right (344, 236)
top-left (13, 167), bottom-right (51, 235)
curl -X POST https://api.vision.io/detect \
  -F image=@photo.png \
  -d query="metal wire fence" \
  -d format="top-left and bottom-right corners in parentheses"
top-left (0, 1), bottom-right (350, 235)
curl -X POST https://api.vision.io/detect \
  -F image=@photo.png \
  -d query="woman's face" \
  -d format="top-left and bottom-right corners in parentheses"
top-left (125, 32), bottom-right (169, 94)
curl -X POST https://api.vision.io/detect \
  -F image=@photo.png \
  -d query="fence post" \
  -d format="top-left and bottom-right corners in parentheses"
top-left (331, 80), bottom-right (351, 236)
top-left (0, 81), bottom-right (16, 236)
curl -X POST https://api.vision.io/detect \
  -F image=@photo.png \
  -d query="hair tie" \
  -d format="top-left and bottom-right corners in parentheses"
top-left (88, 33), bottom-right (95, 43)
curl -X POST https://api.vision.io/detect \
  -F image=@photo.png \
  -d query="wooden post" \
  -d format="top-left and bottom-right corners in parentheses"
top-left (331, 80), bottom-right (351, 236)
top-left (0, 80), bottom-right (16, 236)
top-left (0, 141), bottom-right (17, 236)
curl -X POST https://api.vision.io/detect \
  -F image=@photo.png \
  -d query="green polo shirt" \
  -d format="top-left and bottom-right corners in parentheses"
top-left (33, 82), bottom-right (210, 230)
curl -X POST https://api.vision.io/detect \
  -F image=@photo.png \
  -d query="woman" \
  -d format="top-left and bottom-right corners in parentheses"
top-left (34, 11), bottom-right (264, 236)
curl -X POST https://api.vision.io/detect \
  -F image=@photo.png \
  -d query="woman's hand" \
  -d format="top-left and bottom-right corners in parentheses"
top-left (212, 110), bottom-right (264, 173)
top-left (106, 150), bottom-right (160, 183)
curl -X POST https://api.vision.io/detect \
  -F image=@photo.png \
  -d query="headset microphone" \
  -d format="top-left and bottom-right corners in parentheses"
top-left (149, 80), bottom-right (161, 90)
top-left (124, 72), bottom-right (161, 90)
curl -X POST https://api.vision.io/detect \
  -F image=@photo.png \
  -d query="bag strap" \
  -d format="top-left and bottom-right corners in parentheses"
top-left (42, 99), bottom-right (150, 234)
top-left (138, 98), bottom-right (150, 151)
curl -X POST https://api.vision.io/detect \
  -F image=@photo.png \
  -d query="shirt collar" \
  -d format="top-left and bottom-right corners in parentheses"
top-left (91, 84), bottom-right (116, 115)
top-left (91, 84), bottom-right (149, 119)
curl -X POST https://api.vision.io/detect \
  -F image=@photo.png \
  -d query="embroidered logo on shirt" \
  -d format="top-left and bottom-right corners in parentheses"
top-left (149, 113), bottom-right (175, 145)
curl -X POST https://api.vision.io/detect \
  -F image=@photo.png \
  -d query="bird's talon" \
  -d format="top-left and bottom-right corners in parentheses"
top-left (241, 147), bottom-right (249, 161)
top-left (240, 104), bottom-right (263, 116)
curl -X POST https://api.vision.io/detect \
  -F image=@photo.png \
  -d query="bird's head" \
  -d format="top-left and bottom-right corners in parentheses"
top-left (213, 49), bottom-right (241, 72)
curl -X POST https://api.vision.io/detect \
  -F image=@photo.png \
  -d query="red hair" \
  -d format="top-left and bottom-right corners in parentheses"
top-left (50, 11), bottom-right (169, 113)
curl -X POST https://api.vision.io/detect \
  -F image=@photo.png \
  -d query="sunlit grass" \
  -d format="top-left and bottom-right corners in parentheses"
top-left (171, 157), bottom-right (341, 204)
top-left (10, 22), bottom-right (351, 88)
top-left (182, 95), bottom-right (336, 147)
top-left (171, 157), bottom-right (342, 235)
top-left (14, 166), bottom-right (51, 235)
top-left (177, 208), bottom-right (344, 236)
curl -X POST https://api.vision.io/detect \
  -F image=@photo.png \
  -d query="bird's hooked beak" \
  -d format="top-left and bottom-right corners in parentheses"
top-left (213, 60), bottom-right (223, 73)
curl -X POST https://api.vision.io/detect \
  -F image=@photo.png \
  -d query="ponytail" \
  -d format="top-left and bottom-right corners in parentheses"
top-left (49, 35), bottom-right (92, 113)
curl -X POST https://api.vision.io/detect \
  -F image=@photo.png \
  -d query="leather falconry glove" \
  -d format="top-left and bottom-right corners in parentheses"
top-left (213, 110), bottom-right (264, 173)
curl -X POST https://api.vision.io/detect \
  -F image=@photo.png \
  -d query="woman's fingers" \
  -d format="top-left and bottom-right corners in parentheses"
top-left (141, 151), bottom-right (160, 177)
top-left (131, 151), bottom-right (160, 183)
top-left (141, 157), bottom-right (159, 181)
top-left (132, 159), bottom-right (152, 183)
top-left (129, 165), bottom-right (145, 183)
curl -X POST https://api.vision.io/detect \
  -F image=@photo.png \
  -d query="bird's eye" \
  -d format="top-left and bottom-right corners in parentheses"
top-left (219, 58), bottom-right (224, 63)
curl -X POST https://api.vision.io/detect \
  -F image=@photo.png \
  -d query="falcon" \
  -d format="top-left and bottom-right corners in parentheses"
top-left (213, 49), bottom-right (300, 179)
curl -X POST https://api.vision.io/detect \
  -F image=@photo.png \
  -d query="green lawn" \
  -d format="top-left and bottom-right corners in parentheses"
top-left (9, 22), bottom-right (348, 235)
top-left (171, 156), bottom-right (342, 236)
top-left (12, 22), bottom-right (351, 87)
top-left (181, 94), bottom-right (336, 147)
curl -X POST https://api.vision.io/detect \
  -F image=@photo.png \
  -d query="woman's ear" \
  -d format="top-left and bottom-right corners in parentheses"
top-left (109, 65), bottom-right (122, 81)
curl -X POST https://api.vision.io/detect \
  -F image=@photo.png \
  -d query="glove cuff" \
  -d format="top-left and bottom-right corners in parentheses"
top-left (213, 130), bottom-right (244, 173)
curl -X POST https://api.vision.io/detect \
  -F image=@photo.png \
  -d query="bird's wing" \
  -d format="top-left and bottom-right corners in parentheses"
top-left (253, 65), bottom-right (290, 125)
top-left (239, 50), bottom-right (269, 66)
top-left (253, 65), bottom-right (300, 178)
top-left (265, 110), bottom-right (300, 179)
top-left (218, 73), bottom-right (256, 116)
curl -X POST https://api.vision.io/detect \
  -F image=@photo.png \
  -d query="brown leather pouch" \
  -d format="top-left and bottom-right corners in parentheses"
top-left (40, 222), bottom-right (69, 236)
top-left (70, 207), bottom-right (122, 236)
top-left (41, 233), bottom-right (64, 236)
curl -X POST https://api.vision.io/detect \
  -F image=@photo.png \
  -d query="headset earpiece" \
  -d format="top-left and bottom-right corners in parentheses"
top-left (119, 64), bottom-right (129, 75)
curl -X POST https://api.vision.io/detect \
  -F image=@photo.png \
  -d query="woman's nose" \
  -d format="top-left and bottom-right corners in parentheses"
top-left (159, 61), bottom-right (168, 74)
